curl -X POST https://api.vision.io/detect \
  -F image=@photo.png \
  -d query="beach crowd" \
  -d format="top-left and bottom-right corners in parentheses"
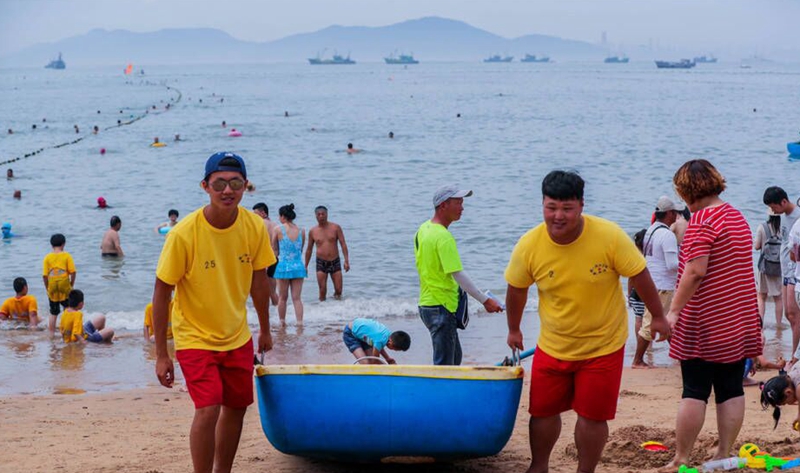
top-left (2, 150), bottom-right (799, 473)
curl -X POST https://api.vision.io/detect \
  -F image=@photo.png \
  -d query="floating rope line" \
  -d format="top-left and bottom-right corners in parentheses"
top-left (0, 85), bottom-right (182, 167)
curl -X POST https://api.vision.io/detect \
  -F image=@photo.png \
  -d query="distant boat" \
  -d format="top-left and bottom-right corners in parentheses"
top-left (45, 53), bottom-right (65, 70)
top-left (604, 55), bottom-right (629, 64)
top-left (520, 54), bottom-right (550, 63)
top-left (693, 55), bottom-right (718, 64)
top-left (655, 59), bottom-right (696, 69)
top-left (384, 52), bottom-right (419, 65)
top-left (308, 51), bottom-right (356, 65)
top-left (483, 54), bottom-right (513, 63)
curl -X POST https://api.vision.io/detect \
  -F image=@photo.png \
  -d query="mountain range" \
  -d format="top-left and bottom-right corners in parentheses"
top-left (0, 17), bottom-right (605, 67)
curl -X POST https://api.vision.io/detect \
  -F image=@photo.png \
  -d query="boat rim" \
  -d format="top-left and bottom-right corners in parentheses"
top-left (255, 364), bottom-right (524, 380)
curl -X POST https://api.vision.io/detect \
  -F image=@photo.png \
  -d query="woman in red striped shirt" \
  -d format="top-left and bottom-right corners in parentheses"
top-left (662, 159), bottom-right (762, 471)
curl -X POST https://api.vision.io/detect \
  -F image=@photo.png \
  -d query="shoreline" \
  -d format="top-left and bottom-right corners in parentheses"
top-left (3, 365), bottom-right (796, 473)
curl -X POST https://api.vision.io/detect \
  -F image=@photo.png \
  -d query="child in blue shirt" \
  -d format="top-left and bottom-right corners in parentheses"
top-left (343, 318), bottom-right (410, 364)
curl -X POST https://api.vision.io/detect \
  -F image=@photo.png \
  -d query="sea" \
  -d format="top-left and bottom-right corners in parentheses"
top-left (1, 60), bottom-right (799, 395)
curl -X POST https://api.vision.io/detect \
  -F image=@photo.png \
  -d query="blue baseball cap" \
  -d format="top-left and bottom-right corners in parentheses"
top-left (204, 151), bottom-right (247, 180)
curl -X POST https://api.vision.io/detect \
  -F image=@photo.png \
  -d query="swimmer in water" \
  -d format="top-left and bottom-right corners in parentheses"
top-left (346, 143), bottom-right (361, 154)
top-left (389, 131), bottom-right (394, 139)
top-left (93, 126), bottom-right (99, 135)
top-left (174, 134), bottom-right (181, 141)
top-left (13, 190), bottom-right (21, 200)
top-left (100, 216), bottom-right (124, 257)
top-left (155, 209), bottom-right (179, 233)
top-left (1, 223), bottom-right (13, 239)
top-left (97, 197), bottom-right (109, 209)
top-left (32, 124), bottom-right (36, 130)
top-left (74, 125), bottom-right (80, 134)
top-left (7, 129), bottom-right (12, 135)
top-left (222, 120), bottom-right (226, 127)
top-left (246, 182), bottom-right (256, 193)
top-left (152, 137), bottom-right (160, 146)
top-left (7, 169), bottom-right (13, 179)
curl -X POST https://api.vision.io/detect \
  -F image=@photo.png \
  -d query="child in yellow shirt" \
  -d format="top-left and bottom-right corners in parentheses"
top-left (0, 277), bottom-right (39, 328)
top-left (43, 233), bottom-right (76, 335)
top-left (143, 301), bottom-right (174, 342)
top-left (60, 290), bottom-right (114, 343)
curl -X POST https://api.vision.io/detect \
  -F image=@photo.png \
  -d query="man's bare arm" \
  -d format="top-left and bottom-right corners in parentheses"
top-left (337, 225), bottom-right (350, 271)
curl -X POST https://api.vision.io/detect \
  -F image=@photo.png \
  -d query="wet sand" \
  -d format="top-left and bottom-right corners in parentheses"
top-left (2, 365), bottom-right (797, 473)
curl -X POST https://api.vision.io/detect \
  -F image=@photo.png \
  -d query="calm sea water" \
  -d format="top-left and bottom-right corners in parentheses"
top-left (1, 61), bottom-right (798, 394)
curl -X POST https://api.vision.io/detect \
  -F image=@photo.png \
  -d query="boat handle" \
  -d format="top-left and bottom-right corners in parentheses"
top-left (353, 356), bottom-right (388, 365)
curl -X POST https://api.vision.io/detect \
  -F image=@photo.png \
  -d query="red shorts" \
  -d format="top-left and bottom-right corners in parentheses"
top-left (176, 341), bottom-right (255, 409)
top-left (529, 346), bottom-right (624, 421)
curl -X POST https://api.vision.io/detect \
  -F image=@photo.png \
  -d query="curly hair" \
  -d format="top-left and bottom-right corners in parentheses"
top-left (673, 159), bottom-right (726, 205)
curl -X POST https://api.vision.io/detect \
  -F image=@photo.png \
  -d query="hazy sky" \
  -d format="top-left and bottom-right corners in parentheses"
top-left (1, 0), bottom-right (798, 56)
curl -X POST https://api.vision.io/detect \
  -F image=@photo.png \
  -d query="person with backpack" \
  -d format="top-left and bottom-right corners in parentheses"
top-left (632, 196), bottom-right (682, 368)
top-left (755, 209), bottom-right (783, 326)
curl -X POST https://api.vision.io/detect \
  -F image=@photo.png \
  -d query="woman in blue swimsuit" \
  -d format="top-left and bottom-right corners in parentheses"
top-left (272, 204), bottom-right (307, 325)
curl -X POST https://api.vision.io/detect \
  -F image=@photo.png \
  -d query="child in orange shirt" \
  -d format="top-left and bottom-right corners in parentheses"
top-left (0, 277), bottom-right (40, 328)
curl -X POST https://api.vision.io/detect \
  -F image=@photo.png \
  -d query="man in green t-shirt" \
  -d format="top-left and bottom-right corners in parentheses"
top-left (414, 184), bottom-right (503, 365)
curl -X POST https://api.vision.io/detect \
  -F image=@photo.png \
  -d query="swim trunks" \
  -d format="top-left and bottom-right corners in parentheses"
top-left (48, 299), bottom-right (68, 316)
top-left (101, 253), bottom-right (119, 257)
top-left (267, 260), bottom-right (278, 278)
top-left (83, 320), bottom-right (104, 343)
top-left (316, 257), bottom-right (342, 274)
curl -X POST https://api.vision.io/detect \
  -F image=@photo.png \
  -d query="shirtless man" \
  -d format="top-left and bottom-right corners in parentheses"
top-left (305, 206), bottom-right (350, 301)
top-left (253, 202), bottom-right (280, 306)
top-left (100, 216), bottom-right (124, 257)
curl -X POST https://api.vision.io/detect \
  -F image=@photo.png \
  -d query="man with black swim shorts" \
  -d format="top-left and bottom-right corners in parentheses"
top-left (305, 206), bottom-right (350, 301)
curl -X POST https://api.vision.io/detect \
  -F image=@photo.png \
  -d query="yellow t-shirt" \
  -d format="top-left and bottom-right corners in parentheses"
top-left (60, 309), bottom-right (84, 343)
top-left (155, 206), bottom-right (275, 351)
top-left (0, 295), bottom-right (38, 321)
top-left (504, 215), bottom-right (646, 361)
top-left (42, 252), bottom-right (76, 301)
top-left (144, 302), bottom-right (174, 339)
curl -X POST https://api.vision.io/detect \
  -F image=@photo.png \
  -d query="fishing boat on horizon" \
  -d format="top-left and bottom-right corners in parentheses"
top-left (483, 54), bottom-right (513, 63)
top-left (520, 54), bottom-right (550, 63)
top-left (655, 59), bottom-right (695, 69)
top-left (308, 50), bottom-right (356, 65)
top-left (45, 52), bottom-right (65, 70)
top-left (604, 55), bottom-right (629, 64)
top-left (384, 52), bottom-right (419, 65)
top-left (693, 55), bottom-right (718, 64)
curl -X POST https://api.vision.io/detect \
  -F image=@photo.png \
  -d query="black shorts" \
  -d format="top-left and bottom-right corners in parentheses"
top-left (267, 260), bottom-right (278, 278)
top-left (49, 299), bottom-right (68, 316)
top-left (680, 358), bottom-right (746, 404)
top-left (316, 257), bottom-right (341, 274)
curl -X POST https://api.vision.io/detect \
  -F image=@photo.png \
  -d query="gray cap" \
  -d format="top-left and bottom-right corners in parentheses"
top-left (433, 185), bottom-right (473, 207)
top-left (655, 196), bottom-right (685, 212)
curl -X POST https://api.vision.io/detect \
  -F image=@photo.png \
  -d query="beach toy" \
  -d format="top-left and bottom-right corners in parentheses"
top-left (151, 142), bottom-right (166, 147)
top-left (740, 443), bottom-right (763, 458)
top-left (701, 457), bottom-right (747, 471)
top-left (228, 128), bottom-right (242, 137)
top-left (678, 466), bottom-right (698, 473)
top-left (782, 458), bottom-right (800, 469)
top-left (641, 441), bottom-right (669, 452)
top-left (788, 142), bottom-right (800, 156)
top-left (158, 226), bottom-right (171, 235)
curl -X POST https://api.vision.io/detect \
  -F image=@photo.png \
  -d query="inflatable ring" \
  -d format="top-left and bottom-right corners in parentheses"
top-left (151, 142), bottom-right (166, 147)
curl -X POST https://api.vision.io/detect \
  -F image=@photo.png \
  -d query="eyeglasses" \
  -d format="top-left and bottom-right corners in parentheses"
top-left (209, 178), bottom-right (245, 192)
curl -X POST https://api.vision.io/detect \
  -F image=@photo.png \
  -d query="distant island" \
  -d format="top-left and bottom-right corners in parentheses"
top-left (0, 17), bottom-right (603, 67)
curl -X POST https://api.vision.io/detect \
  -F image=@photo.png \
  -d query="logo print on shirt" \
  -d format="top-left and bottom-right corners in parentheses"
top-left (548, 270), bottom-right (555, 278)
top-left (238, 254), bottom-right (251, 264)
top-left (589, 263), bottom-right (609, 275)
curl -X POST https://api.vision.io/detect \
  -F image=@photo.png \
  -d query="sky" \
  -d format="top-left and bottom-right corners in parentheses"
top-left (1, 0), bottom-right (798, 56)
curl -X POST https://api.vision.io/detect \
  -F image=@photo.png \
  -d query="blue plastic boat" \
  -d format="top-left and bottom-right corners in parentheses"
top-left (788, 142), bottom-right (800, 156)
top-left (255, 364), bottom-right (524, 462)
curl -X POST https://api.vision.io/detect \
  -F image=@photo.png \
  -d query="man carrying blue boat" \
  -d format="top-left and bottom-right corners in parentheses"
top-left (504, 170), bottom-right (670, 473)
top-left (415, 184), bottom-right (503, 366)
top-left (152, 152), bottom-right (275, 473)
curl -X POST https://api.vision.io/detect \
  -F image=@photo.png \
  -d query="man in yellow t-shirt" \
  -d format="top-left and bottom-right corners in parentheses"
top-left (504, 170), bottom-right (670, 473)
top-left (0, 277), bottom-right (40, 328)
top-left (152, 151), bottom-right (275, 473)
top-left (143, 301), bottom-right (173, 342)
top-left (42, 233), bottom-right (76, 335)
top-left (414, 184), bottom-right (502, 366)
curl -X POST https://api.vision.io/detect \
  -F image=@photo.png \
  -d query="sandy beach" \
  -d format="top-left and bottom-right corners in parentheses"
top-left (3, 365), bottom-right (797, 473)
